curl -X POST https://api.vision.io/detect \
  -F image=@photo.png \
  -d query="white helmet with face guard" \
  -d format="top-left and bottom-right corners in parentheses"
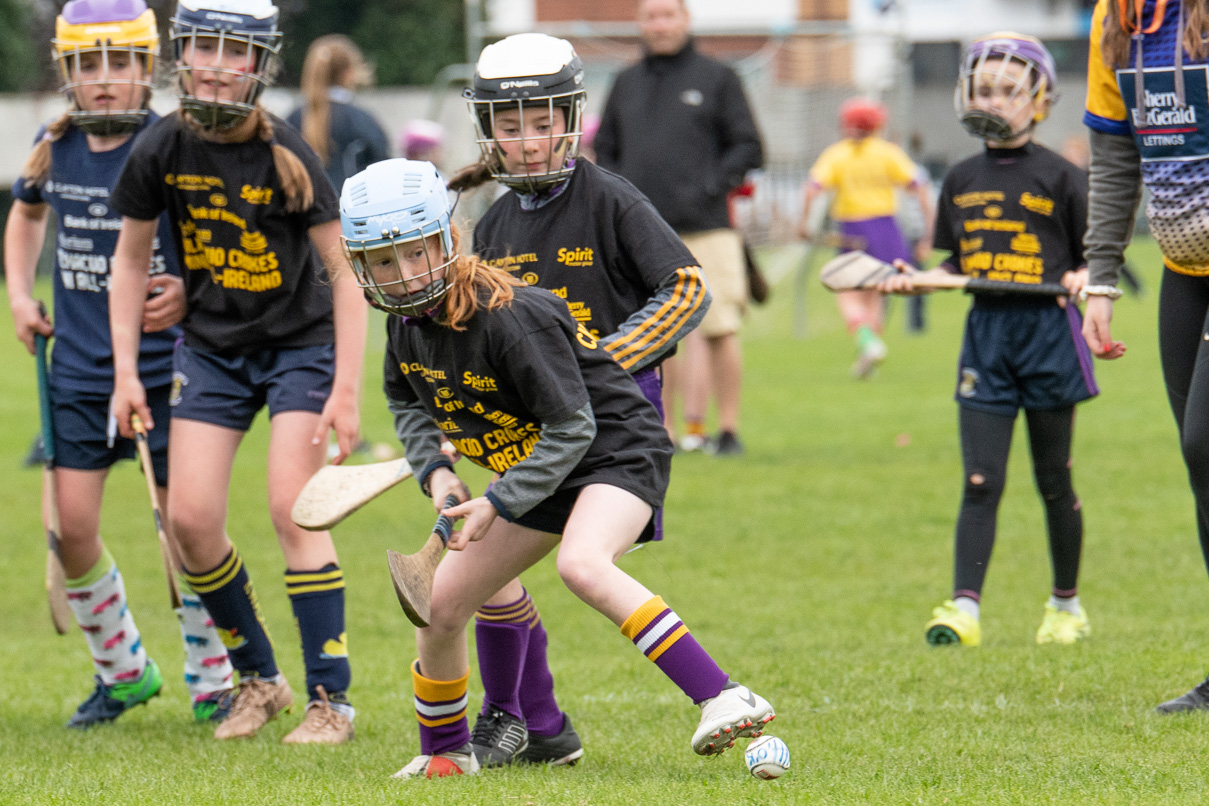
top-left (171, 0), bottom-right (282, 130)
top-left (340, 159), bottom-right (456, 318)
top-left (467, 33), bottom-right (586, 193)
top-left (53, 0), bottom-right (159, 136)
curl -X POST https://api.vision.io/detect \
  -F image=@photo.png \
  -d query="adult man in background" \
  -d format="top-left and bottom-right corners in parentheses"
top-left (595, 0), bottom-right (763, 456)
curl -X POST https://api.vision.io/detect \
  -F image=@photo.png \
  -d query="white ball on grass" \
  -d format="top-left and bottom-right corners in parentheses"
top-left (744, 734), bottom-right (790, 780)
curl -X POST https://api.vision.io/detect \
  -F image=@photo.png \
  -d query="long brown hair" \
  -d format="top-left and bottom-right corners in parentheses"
top-left (441, 225), bottom-right (524, 331)
top-left (447, 161), bottom-right (495, 193)
top-left (1102, 0), bottom-right (1209, 67)
top-left (19, 113), bottom-right (73, 185)
top-left (180, 106), bottom-right (314, 213)
top-left (299, 34), bottom-right (370, 166)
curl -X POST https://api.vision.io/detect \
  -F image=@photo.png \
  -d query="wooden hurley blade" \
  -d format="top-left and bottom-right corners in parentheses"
top-left (818, 251), bottom-right (898, 291)
top-left (292, 457), bottom-right (413, 530)
top-left (388, 535), bottom-right (444, 627)
top-left (387, 495), bottom-right (460, 627)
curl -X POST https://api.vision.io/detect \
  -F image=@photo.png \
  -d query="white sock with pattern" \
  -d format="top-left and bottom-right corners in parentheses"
top-left (66, 550), bottom-right (146, 686)
top-left (176, 591), bottom-right (235, 703)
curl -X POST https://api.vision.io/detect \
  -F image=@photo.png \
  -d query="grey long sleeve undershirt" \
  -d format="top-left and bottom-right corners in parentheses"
top-left (486, 402), bottom-right (596, 519)
top-left (390, 396), bottom-right (597, 519)
top-left (1085, 129), bottom-right (1145, 287)
top-left (388, 397), bottom-right (450, 494)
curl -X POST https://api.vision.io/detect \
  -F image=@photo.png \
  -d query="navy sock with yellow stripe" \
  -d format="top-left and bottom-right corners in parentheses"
top-left (285, 564), bottom-right (350, 702)
top-left (184, 547), bottom-right (278, 680)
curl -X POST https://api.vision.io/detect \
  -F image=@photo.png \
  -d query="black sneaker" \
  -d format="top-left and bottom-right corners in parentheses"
top-left (1156, 675), bottom-right (1209, 714)
top-left (67, 659), bottom-right (163, 728)
top-left (470, 708), bottom-right (528, 767)
top-left (518, 713), bottom-right (584, 766)
top-left (710, 431), bottom-right (744, 457)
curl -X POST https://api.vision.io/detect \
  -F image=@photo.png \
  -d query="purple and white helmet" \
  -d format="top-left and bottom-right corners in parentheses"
top-left (955, 32), bottom-right (1057, 142)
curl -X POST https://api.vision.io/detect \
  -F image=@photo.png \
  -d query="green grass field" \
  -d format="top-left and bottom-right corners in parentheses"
top-left (4, 237), bottom-right (1208, 805)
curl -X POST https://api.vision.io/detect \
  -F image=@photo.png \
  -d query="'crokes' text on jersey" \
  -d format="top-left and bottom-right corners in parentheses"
top-left (111, 111), bottom-right (339, 355)
top-left (933, 143), bottom-right (1087, 287)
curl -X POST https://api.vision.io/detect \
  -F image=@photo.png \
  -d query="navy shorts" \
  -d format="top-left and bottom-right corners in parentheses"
top-left (955, 297), bottom-right (1098, 416)
top-left (504, 484), bottom-right (658, 544)
top-left (171, 343), bottom-right (334, 431)
top-left (52, 383), bottom-right (171, 486)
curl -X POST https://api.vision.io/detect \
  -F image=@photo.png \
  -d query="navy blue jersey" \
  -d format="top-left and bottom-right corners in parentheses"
top-left (12, 115), bottom-right (179, 393)
top-left (111, 112), bottom-right (338, 356)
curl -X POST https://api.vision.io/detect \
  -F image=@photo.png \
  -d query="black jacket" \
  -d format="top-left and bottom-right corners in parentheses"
top-left (595, 40), bottom-right (763, 234)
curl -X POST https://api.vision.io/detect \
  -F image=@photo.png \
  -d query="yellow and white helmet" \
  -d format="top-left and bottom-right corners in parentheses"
top-left (52, 0), bottom-right (159, 135)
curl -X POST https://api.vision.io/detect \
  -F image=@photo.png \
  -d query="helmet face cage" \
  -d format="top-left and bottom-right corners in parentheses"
top-left (469, 90), bottom-right (586, 194)
top-left (171, 4), bottom-right (282, 130)
top-left (343, 225), bottom-right (456, 318)
top-left (53, 8), bottom-right (159, 136)
top-left (956, 35), bottom-right (1056, 142)
top-left (340, 158), bottom-right (457, 318)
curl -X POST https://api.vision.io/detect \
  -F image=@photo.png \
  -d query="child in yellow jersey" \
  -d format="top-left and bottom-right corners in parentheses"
top-left (798, 98), bottom-right (934, 377)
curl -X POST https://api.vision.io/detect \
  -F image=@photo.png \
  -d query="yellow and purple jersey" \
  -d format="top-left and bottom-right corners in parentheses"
top-left (1084, 0), bottom-right (1209, 275)
top-left (808, 136), bottom-right (918, 221)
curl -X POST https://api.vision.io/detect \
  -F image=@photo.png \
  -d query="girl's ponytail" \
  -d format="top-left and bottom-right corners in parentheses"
top-left (19, 113), bottom-right (73, 185)
top-left (254, 107), bottom-right (314, 214)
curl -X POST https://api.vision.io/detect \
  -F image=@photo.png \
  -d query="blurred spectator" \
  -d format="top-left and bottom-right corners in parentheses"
top-left (596, 0), bottom-right (764, 456)
top-left (798, 98), bottom-right (933, 377)
top-left (399, 118), bottom-right (445, 166)
top-left (287, 34), bottom-right (389, 191)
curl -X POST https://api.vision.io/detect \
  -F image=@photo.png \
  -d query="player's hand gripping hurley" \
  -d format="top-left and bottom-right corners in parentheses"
top-left (35, 331), bottom-right (71, 635)
top-left (387, 495), bottom-right (460, 627)
top-left (130, 414), bottom-right (182, 609)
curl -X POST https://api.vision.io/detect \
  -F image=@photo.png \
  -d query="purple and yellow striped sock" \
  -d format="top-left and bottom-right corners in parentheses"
top-left (412, 660), bottom-right (470, 755)
top-left (474, 590), bottom-right (537, 721)
top-left (621, 595), bottom-right (729, 704)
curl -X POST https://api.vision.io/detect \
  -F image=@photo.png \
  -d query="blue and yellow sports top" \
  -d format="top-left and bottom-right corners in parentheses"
top-left (1085, 0), bottom-right (1209, 275)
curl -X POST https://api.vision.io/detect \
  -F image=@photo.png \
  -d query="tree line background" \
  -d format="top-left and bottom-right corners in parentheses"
top-left (0, 0), bottom-right (466, 92)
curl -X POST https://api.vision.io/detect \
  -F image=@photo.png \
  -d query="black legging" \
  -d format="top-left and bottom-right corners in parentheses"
top-left (1158, 270), bottom-right (1209, 572)
top-left (952, 405), bottom-right (1083, 597)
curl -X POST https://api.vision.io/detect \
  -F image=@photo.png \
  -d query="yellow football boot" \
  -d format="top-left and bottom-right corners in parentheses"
top-left (925, 600), bottom-right (981, 647)
top-left (1035, 603), bottom-right (1090, 645)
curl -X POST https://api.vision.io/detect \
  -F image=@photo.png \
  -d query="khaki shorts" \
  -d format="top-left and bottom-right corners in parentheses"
top-left (681, 228), bottom-right (747, 338)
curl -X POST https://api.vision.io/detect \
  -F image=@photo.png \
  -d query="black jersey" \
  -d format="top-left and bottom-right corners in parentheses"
top-left (934, 143), bottom-right (1087, 288)
top-left (473, 160), bottom-right (701, 367)
top-left (382, 286), bottom-right (672, 508)
top-left (111, 111), bottom-right (339, 355)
